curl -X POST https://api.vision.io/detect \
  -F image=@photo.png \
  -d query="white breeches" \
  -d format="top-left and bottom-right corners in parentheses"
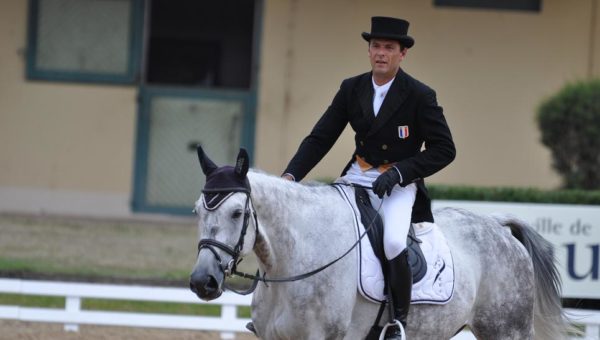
top-left (342, 162), bottom-right (417, 260)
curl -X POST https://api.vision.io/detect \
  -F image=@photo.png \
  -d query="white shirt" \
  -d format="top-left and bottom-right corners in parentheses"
top-left (372, 77), bottom-right (394, 116)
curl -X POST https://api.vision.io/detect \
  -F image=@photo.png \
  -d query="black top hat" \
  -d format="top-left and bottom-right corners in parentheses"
top-left (361, 16), bottom-right (415, 48)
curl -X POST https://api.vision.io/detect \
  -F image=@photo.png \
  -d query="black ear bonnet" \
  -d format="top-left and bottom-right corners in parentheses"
top-left (197, 146), bottom-right (250, 210)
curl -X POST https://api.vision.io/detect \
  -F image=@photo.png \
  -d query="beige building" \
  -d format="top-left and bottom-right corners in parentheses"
top-left (1, 0), bottom-right (598, 217)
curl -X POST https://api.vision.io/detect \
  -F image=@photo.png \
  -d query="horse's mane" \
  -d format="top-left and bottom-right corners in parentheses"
top-left (247, 169), bottom-right (337, 202)
top-left (247, 168), bottom-right (331, 187)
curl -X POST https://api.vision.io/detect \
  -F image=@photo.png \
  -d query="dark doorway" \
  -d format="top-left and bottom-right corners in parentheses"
top-left (146, 0), bottom-right (255, 88)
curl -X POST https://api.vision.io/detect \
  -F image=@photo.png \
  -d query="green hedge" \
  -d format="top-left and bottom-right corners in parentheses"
top-left (428, 184), bottom-right (600, 205)
top-left (317, 178), bottom-right (600, 205)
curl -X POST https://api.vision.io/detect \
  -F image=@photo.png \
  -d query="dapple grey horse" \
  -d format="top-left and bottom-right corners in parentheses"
top-left (189, 148), bottom-right (569, 339)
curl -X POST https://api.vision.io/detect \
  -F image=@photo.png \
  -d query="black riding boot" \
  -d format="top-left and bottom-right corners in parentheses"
top-left (385, 249), bottom-right (412, 340)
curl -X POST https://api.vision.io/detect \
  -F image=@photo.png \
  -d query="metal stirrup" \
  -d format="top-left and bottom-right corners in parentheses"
top-left (378, 319), bottom-right (406, 340)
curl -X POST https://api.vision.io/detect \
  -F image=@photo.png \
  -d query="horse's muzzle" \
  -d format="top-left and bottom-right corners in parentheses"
top-left (189, 269), bottom-right (223, 301)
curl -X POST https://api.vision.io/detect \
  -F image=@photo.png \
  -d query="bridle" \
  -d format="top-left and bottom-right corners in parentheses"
top-left (196, 187), bottom-right (259, 294)
top-left (195, 182), bottom-right (382, 296)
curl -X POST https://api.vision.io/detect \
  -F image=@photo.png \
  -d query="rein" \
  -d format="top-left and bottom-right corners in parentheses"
top-left (197, 182), bottom-right (383, 295)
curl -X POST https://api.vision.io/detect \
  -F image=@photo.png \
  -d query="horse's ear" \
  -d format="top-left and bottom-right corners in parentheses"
top-left (197, 145), bottom-right (218, 176)
top-left (235, 148), bottom-right (250, 178)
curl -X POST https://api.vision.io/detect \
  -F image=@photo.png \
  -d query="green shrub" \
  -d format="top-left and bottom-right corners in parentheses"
top-left (428, 184), bottom-right (600, 205)
top-left (317, 178), bottom-right (600, 204)
top-left (536, 79), bottom-right (600, 189)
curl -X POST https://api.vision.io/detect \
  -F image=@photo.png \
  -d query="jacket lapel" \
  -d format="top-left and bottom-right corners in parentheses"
top-left (357, 73), bottom-right (375, 124)
top-left (367, 69), bottom-right (410, 137)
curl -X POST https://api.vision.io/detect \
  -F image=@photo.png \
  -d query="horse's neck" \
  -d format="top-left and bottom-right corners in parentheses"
top-left (247, 171), bottom-right (337, 273)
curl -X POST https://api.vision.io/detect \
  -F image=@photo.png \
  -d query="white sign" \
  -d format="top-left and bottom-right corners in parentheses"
top-left (433, 200), bottom-right (600, 299)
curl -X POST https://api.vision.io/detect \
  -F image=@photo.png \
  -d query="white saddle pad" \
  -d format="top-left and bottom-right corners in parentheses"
top-left (334, 183), bottom-right (455, 305)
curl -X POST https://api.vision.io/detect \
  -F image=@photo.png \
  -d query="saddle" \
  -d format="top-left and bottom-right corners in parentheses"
top-left (354, 186), bottom-right (427, 284)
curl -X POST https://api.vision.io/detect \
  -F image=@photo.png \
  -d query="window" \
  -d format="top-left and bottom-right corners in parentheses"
top-left (26, 0), bottom-right (144, 84)
top-left (434, 0), bottom-right (541, 12)
top-left (145, 0), bottom-right (255, 89)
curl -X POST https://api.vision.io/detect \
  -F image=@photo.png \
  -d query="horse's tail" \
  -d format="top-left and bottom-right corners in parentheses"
top-left (491, 214), bottom-right (571, 340)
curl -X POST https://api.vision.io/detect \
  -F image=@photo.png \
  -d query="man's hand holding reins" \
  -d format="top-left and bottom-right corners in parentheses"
top-left (372, 166), bottom-right (403, 198)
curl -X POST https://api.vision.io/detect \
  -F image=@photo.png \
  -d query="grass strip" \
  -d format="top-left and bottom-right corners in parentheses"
top-left (0, 257), bottom-right (189, 283)
top-left (83, 298), bottom-right (221, 316)
top-left (0, 293), bottom-right (64, 308)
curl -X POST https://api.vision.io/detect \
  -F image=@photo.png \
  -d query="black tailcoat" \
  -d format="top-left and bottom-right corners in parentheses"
top-left (284, 70), bottom-right (456, 223)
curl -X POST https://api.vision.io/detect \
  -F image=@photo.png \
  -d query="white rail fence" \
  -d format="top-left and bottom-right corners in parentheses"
top-left (0, 278), bottom-right (251, 339)
top-left (0, 278), bottom-right (599, 339)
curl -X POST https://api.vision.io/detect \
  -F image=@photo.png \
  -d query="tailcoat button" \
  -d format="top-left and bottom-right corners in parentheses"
top-left (360, 140), bottom-right (364, 146)
top-left (381, 144), bottom-right (388, 150)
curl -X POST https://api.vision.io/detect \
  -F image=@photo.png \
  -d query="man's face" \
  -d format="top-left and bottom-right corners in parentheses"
top-left (368, 38), bottom-right (406, 81)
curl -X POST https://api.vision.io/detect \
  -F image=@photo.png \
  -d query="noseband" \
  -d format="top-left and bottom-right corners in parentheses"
top-left (196, 187), bottom-right (259, 290)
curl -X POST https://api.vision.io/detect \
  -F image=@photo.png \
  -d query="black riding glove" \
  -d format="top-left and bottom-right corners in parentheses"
top-left (372, 166), bottom-right (402, 199)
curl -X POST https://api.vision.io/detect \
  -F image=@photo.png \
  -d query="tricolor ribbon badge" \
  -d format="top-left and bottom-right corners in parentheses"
top-left (398, 125), bottom-right (409, 139)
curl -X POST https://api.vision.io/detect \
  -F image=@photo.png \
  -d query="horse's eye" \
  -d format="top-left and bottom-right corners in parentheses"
top-left (232, 210), bottom-right (243, 219)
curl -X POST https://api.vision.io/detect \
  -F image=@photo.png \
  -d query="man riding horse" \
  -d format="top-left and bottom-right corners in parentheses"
top-left (282, 16), bottom-right (456, 339)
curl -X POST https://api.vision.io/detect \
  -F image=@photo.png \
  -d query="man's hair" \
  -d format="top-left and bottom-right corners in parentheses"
top-left (368, 39), bottom-right (406, 51)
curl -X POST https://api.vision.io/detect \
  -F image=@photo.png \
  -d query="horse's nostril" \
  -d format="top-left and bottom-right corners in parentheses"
top-left (206, 275), bottom-right (219, 291)
top-left (190, 272), bottom-right (221, 299)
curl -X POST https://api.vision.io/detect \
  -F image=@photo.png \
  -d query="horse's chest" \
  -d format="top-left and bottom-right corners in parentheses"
top-left (254, 301), bottom-right (306, 339)
top-left (253, 289), bottom-right (338, 339)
